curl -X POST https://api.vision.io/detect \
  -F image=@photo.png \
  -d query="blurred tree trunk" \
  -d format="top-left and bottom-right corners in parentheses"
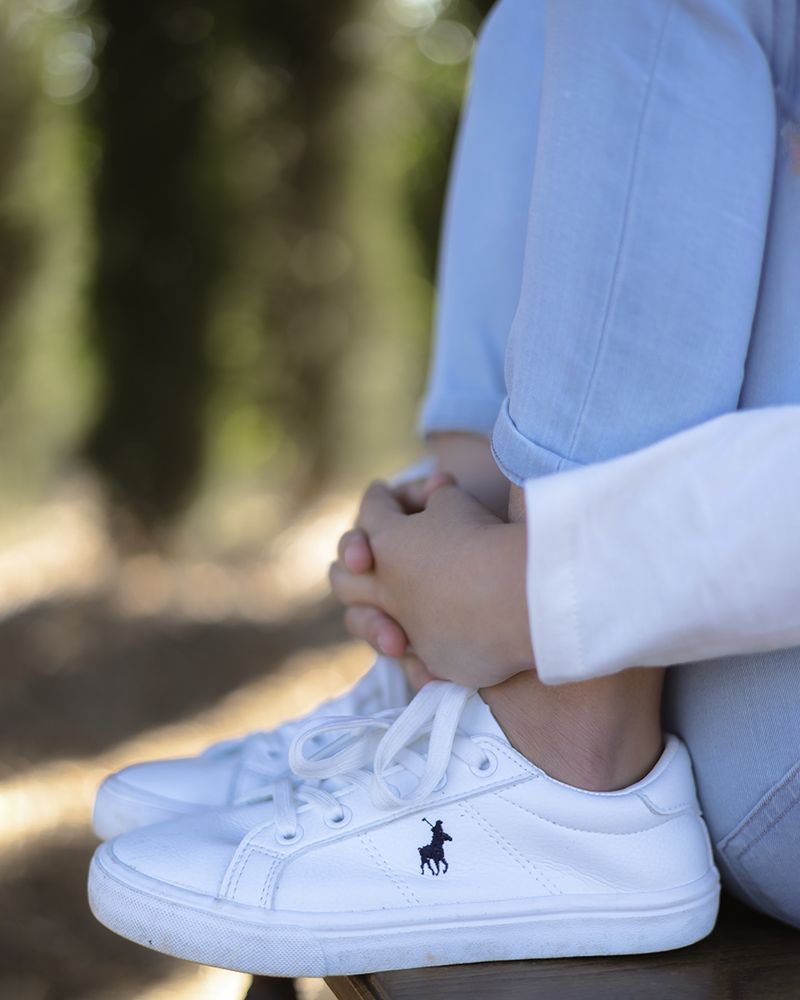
top-left (84, 0), bottom-right (364, 530)
top-left (84, 0), bottom-right (226, 537)
top-left (0, 24), bottom-right (38, 398)
top-left (83, 0), bottom-right (491, 533)
top-left (239, 0), bottom-right (362, 498)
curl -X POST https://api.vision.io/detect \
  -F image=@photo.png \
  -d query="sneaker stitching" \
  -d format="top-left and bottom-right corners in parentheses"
top-left (225, 844), bottom-right (281, 904)
top-left (638, 792), bottom-right (697, 816)
top-left (459, 800), bottom-right (561, 895)
top-left (260, 852), bottom-right (283, 907)
top-left (218, 856), bottom-right (237, 900)
top-left (360, 832), bottom-right (422, 905)
top-left (232, 842), bottom-right (280, 900)
top-left (494, 789), bottom-right (662, 836)
top-left (475, 738), bottom-right (538, 777)
top-left (245, 773), bottom-right (536, 865)
top-left (228, 846), bottom-right (253, 900)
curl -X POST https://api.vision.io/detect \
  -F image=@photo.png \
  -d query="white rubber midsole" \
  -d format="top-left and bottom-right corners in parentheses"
top-left (88, 843), bottom-right (720, 977)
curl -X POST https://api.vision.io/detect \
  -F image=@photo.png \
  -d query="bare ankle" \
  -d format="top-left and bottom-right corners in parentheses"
top-left (508, 483), bottom-right (527, 523)
top-left (481, 668), bottom-right (665, 791)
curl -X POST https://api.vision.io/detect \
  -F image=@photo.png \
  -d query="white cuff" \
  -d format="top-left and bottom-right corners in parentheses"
top-left (524, 473), bottom-right (588, 684)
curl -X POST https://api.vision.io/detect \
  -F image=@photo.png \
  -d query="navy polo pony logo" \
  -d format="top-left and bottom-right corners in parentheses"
top-left (418, 817), bottom-right (452, 875)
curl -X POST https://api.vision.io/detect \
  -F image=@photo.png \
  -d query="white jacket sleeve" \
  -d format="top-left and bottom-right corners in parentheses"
top-left (525, 407), bottom-right (800, 684)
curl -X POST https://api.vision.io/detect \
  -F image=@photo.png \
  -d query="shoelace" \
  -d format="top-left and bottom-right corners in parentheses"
top-left (205, 658), bottom-right (405, 777)
top-left (249, 682), bottom-right (492, 843)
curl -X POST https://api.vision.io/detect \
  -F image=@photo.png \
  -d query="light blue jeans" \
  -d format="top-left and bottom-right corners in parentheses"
top-left (420, 0), bottom-right (800, 928)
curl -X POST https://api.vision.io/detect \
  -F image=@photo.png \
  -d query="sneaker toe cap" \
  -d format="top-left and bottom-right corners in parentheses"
top-left (107, 803), bottom-right (273, 897)
top-left (92, 755), bottom-right (244, 839)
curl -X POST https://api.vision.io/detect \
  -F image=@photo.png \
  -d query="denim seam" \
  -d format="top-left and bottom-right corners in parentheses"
top-left (716, 759), bottom-right (800, 926)
top-left (719, 758), bottom-right (800, 861)
top-left (564, 0), bottom-right (676, 459)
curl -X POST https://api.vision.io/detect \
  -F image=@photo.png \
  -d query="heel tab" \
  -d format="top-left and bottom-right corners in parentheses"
top-left (636, 735), bottom-right (701, 817)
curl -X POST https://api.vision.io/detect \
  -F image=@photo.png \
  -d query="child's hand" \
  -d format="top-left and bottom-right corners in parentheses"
top-left (330, 478), bottom-right (535, 690)
top-left (332, 473), bottom-right (453, 663)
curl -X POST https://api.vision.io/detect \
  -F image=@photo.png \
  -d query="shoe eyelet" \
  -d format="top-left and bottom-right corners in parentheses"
top-left (275, 825), bottom-right (303, 845)
top-left (470, 750), bottom-right (498, 778)
top-left (324, 805), bottom-right (352, 830)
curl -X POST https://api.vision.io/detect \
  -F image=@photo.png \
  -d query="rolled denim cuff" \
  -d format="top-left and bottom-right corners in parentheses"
top-left (491, 397), bottom-right (584, 485)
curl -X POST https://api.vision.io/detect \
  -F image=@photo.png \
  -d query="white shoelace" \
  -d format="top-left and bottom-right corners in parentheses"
top-left (204, 659), bottom-right (406, 777)
top-left (242, 682), bottom-right (491, 843)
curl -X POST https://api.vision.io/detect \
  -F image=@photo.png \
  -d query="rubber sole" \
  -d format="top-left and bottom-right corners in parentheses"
top-left (92, 778), bottom-right (197, 840)
top-left (88, 843), bottom-right (720, 977)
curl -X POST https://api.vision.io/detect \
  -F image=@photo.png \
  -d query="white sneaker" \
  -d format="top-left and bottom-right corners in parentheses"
top-left (88, 681), bottom-right (720, 976)
top-left (92, 656), bottom-right (410, 839)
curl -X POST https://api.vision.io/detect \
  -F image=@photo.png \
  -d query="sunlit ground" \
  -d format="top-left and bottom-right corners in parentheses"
top-left (0, 479), bottom-right (375, 999)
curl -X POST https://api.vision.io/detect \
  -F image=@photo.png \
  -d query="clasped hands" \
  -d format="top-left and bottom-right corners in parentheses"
top-left (329, 474), bottom-right (534, 691)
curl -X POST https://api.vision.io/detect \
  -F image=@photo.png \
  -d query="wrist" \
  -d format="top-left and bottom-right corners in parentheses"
top-left (481, 522), bottom-right (535, 670)
top-left (429, 432), bottom-right (509, 517)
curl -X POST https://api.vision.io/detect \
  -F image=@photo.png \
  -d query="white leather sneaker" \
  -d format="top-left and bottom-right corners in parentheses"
top-left (88, 681), bottom-right (720, 976)
top-left (92, 656), bottom-right (410, 839)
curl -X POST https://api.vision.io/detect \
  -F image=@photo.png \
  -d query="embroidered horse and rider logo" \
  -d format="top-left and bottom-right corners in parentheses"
top-left (418, 817), bottom-right (452, 875)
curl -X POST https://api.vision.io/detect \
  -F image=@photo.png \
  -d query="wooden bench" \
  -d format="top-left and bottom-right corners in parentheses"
top-left (244, 895), bottom-right (800, 1000)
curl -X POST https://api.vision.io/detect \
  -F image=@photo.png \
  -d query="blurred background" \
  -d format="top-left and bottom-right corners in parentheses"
top-left (0, 0), bottom-right (492, 997)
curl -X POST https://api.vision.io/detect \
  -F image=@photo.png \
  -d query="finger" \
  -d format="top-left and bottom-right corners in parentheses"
top-left (356, 480), bottom-right (403, 534)
top-left (421, 471), bottom-right (457, 505)
top-left (392, 472), bottom-right (456, 514)
top-left (343, 604), bottom-right (409, 657)
top-left (328, 561), bottom-right (379, 607)
top-left (399, 653), bottom-right (438, 692)
top-left (337, 529), bottom-right (374, 573)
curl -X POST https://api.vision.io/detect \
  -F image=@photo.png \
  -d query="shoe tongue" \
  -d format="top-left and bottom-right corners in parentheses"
top-left (457, 692), bottom-right (510, 744)
top-left (356, 657), bottom-right (411, 714)
top-left (377, 657), bottom-right (413, 707)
